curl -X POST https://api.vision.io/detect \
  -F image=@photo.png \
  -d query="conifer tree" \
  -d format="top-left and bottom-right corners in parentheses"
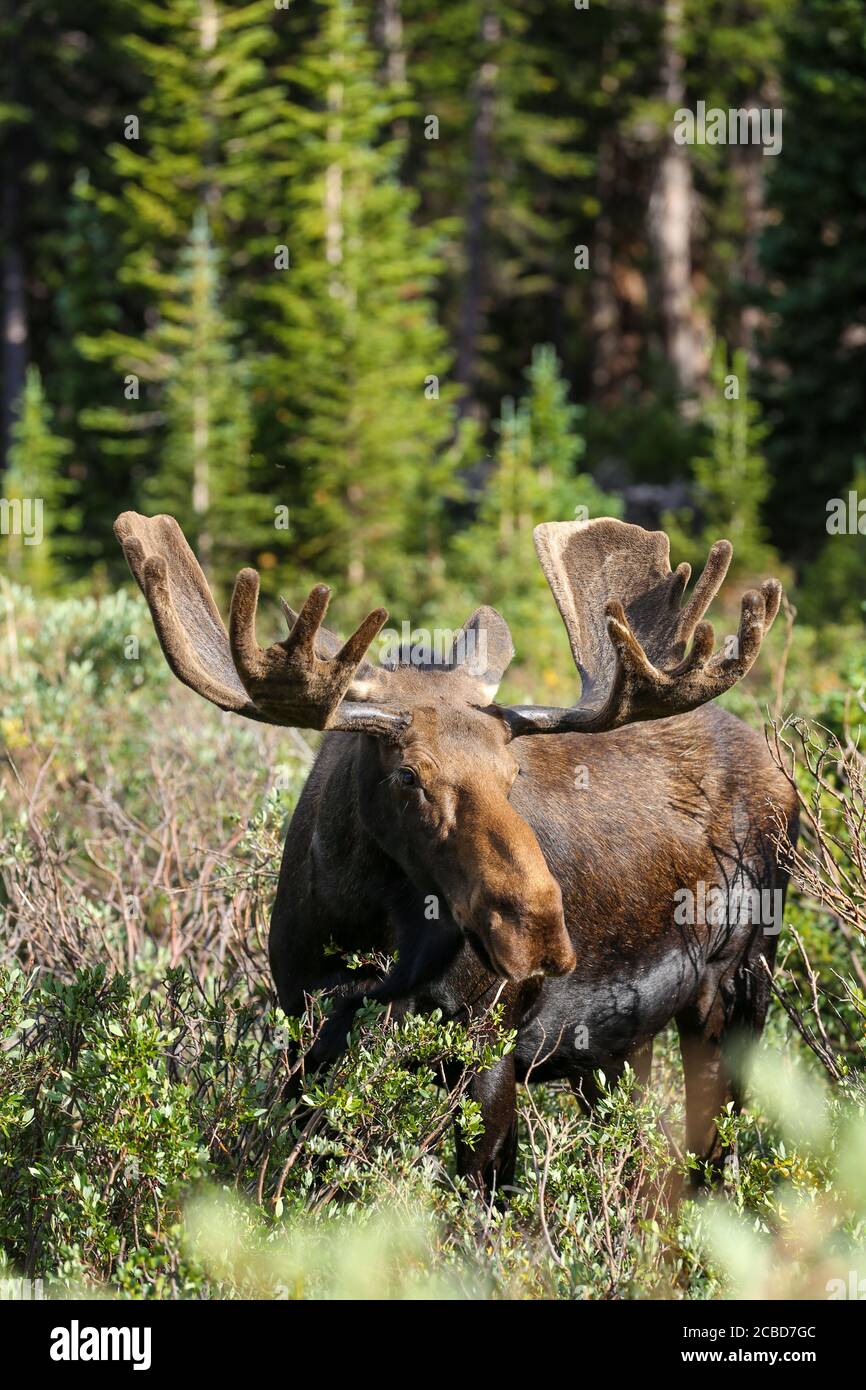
top-left (451, 346), bottom-right (619, 697)
top-left (4, 367), bottom-right (76, 592)
top-left (400, 0), bottom-right (587, 412)
top-left (75, 0), bottom-right (284, 527)
top-left (665, 341), bottom-right (775, 575)
top-left (0, 0), bottom-right (138, 466)
top-left (258, 0), bottom-right (457, 610)
top-left (141, 213), bottom-right (274, 588)
top-left (756, 0), bottom-right (866, 559)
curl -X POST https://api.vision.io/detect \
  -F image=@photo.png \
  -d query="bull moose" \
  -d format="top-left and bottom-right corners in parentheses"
top-left (115, 511), bottom-right (797, 1196)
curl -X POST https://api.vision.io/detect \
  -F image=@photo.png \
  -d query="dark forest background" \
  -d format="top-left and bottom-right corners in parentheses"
top-left (1, 0), bottom-right (865, 635)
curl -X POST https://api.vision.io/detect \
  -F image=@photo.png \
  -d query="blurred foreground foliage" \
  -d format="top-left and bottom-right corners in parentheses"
top-left (0, 585), bottom-right (865, 1300)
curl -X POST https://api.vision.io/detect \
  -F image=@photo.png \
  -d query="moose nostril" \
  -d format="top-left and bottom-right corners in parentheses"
top-left (541, 952), bottom-right (574, 977)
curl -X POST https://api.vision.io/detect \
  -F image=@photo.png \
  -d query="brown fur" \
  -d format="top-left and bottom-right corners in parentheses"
top-left (270, 687), bottom-right (798, 1194)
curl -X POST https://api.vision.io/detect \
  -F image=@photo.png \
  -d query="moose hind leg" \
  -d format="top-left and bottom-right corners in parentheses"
top-left (676, 1006), bottom-right (731, 1185)
top-left (677, 931), bottom-right (777, 1187)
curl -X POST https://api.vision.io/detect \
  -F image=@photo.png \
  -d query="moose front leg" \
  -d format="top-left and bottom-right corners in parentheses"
top-left (304, 914), bottom-right (465, 1071)
top-left (439, 976), bottom-right (524, 1204)
top-left (452, 1050), bottom-right (519, 1202)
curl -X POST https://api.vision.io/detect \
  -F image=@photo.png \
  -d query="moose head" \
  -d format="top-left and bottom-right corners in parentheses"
top-left (114, 512), bottom-right (781, 983)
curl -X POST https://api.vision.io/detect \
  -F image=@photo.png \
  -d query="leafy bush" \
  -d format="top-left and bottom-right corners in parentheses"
top-left (1, 588), bottom-right (866, 1300)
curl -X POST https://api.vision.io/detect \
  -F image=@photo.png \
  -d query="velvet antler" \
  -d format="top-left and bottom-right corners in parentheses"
top-left (501, 518), bottom-right (781, 737)
top-left (114, 512), bottom-right (409, 735)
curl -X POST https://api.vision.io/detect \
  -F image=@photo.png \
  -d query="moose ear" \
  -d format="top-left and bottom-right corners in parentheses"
top-left (450, 606), bottom-right (515, 699)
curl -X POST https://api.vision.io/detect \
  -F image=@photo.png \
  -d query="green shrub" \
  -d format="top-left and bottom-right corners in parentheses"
top-left (1, 588), bottom-right (865, 1300)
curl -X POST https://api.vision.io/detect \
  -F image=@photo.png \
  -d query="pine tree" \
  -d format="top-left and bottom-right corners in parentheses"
top-left (75, 0), bottom-right (285, 557)
top-left (680, 0), bottom-right (793, 353)
top-left (665, 341), bottom-right (775, 575)
top-left (453, 345), bottom-right (617, 595)
top-left (0, 0), bottom-right (138, 465)
top-left (451, 346), bottom-right (620, 697)
top-left (400, 0), bottom-right (587, 414)
top-left (256, 0), bottom-right (458, 612)
top-left (0, 0), bottom-right (140, 572)
top-left (88, 0), bottom-right (284, 297)
top-left (52, 172), bottom-right (138, 553)
top-left (3, 367), bottom-right (76, 592)
top-left (756, 0), bottom-right (866, 560)
top-left (141, 213), bottom-right (275, 589)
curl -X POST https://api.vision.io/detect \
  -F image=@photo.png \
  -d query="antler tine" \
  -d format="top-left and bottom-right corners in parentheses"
top-left (499, 518), bottom-right (783, 738)
top-left (599, 584), bottom-right (770, 725)
top-left (115, 511), bottom-right (261, 717)
top-left (228, 565), bottom-right (403, 732)
top-left (760, 577), bottom-right (783, 632)
top-left (676, 539), bottom-right (732, 643)
top-left (115, 511), bottom-right (409, 736)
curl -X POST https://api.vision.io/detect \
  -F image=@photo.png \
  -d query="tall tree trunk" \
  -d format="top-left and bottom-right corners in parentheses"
top-left (2, 150), bottom-right (28, 468)
top-left (199, 0), bottom-right (219, 214)
top-left (455, 8), bottom-right (500, 417)
top-left (650, 0), bottom-right (698, 396)
top-left (730, 96), bottom-right (766, 359)
top-left (325, 79), bottom-right (344, 275)
top-left (376, 0), bottom-right (408, 140)
top-left (590, 127), bottom-right (621, 401)
top-left (193, 0), bottom-right (220, 566)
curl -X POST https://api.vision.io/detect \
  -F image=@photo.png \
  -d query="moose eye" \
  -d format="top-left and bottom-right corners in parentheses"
top-left (398, 767), bottom-right (419, 788)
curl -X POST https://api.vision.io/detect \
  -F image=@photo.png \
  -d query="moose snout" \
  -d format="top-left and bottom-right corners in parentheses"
top-left (535, 940), bottom-right (578, 978)
top-left (463, 880), bottom-right (576, 983)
